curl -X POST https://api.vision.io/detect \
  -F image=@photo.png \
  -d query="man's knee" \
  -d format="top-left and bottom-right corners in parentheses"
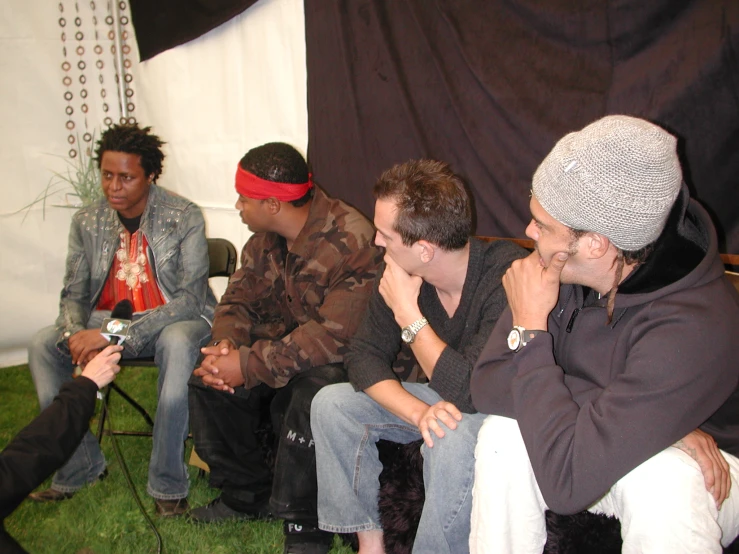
top-left (614, 447), bottom-right (710, 511)
top-left (28, 325), bottom-right (62, 359)
top-left (422, 413), bottom-right (484, 461)
top-left (477, 415), bottom-right (524, 447)
top-left (475, 415), bottom-right (529, 470)
top-left (311, 383), bottom-right (355, 423)
top-left (155, 320), bottom-right (209, 358)
top-left (589, 448), bottom-right (729, 552)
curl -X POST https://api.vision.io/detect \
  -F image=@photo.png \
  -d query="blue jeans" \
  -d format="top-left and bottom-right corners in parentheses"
top-left (311, 382), bottom-right (485, 554)
top-left (28, 311), bottom-right (211, 499)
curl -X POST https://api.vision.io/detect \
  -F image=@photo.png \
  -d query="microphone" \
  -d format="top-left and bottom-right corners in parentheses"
top-left (100, 300), bottom-right (133, 345)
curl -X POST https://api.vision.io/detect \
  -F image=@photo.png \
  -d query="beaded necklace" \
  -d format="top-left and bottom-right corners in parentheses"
top-left (115, 231), bottom-right (149, 289)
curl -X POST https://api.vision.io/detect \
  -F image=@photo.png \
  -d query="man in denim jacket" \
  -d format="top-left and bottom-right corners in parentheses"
top-left (27, 123), bottom-right (217, 517)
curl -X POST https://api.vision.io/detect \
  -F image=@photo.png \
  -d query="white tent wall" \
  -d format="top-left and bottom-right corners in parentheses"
top-left (0, 0), bottom-right (308, 367)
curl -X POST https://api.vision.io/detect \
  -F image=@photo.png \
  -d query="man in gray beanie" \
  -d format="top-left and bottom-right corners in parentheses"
top-left (469, 115), bottom-right (739, 553)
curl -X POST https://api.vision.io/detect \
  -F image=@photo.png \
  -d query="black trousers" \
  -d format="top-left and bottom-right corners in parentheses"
top-left (188, 364), bottom-right (346, 524)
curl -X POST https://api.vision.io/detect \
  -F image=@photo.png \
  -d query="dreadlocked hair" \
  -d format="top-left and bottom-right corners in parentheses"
top-left (95, 123), bottom-right (165, 182)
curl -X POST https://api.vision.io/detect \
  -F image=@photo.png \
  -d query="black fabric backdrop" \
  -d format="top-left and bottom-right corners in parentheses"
top-left (127, 0), bottom-right (739, 253)
top-left (130, 0), bottom-right (258, 61)
top-left (305, 0), bottom-right (739, 254)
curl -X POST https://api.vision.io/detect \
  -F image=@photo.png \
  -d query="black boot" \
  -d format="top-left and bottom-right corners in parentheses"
top-left (283, 520), bottom-right (333, 554)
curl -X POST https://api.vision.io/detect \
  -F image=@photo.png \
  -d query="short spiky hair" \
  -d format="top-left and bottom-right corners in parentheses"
top-left (239, 142), bottom-right (313, 207)
top-left (374, 159), bottom-right (471, 251)
top-left (95, 123), bottom-right (165, 182)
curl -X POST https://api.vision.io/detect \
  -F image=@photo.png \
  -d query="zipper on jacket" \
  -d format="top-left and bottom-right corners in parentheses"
top-left (565, 308), bottom-right (580, 333)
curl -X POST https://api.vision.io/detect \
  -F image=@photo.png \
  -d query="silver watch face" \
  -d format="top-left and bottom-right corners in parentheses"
top-left (401, 328), bottom-right (415, 344)
top-left (507, 328), bottom-right (522, 351)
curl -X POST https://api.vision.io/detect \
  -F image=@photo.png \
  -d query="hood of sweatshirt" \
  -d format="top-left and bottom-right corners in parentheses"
top-left (610, 184), bottom-right (726, 310)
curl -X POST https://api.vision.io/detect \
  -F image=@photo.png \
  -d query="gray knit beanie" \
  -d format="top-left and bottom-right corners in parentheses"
top-left (532, 115), bottom-right (682, 251)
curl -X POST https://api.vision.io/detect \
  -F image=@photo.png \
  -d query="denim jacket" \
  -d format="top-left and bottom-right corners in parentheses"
top-left (55, 184), bottom-right (217, 356)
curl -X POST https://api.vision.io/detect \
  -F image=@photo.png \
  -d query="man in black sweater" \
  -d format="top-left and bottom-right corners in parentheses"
top-left (310, 159), bottom-right (526, 554)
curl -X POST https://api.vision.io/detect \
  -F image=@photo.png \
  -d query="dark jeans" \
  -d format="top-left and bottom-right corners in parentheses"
top-left (188, 363), bottom-right (346, 524)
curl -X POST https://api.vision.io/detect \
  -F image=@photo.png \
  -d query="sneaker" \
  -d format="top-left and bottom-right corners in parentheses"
top-left (283, 521), bottom-right (332, 554)
top-left (29, 469), bottom-right (108, 503)
top-left (154, 497), bottom-right (190, 517)
top-left (188, 497), bottom-right (270, 523)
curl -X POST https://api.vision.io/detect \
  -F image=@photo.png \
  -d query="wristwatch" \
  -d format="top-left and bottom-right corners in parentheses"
top-left (401, 317), bottom-right (429, 344)
top-left (507, 326), bottom-right (544, 352)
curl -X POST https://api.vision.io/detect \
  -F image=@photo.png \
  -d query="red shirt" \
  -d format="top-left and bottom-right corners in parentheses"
top-left (97, 231), bottom-right (166, 312)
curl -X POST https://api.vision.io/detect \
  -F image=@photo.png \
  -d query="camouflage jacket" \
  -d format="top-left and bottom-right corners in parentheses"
top-left (211, 187), bottom-right (382, 389)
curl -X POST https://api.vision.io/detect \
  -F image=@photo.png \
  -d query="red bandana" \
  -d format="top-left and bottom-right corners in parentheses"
top-left (235, 164), bottom-right (313, 201)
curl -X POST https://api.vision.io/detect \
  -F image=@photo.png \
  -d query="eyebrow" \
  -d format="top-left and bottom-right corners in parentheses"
top-left (102, 168), bottom-right (132, 176)
top-left (375, 226), bottom-right (392, 240)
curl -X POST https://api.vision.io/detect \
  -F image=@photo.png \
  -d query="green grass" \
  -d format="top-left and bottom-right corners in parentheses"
top-left (1, 364), bottom-right (355, 554)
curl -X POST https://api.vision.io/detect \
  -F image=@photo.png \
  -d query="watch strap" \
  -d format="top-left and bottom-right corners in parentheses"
top-left (402, 317), bottom-right (429, 344)
top-left (407, 317), bottom-right (429, 335)
top-left (519, 328), bottom-right (543, 346)
top-left (510, 326), bottom-right (545, 352)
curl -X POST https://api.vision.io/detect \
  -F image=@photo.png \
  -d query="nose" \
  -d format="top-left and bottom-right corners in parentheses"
top-left (374, 231), bottom-right (385, 248)
top-left (108, 176), bottom-right (122, 192)
top-left (524, 219), bottom-right (538, 241)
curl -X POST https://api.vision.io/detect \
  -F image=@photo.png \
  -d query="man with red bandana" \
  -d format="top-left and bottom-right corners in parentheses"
top-left (187, 142), bottom-right (381, 554)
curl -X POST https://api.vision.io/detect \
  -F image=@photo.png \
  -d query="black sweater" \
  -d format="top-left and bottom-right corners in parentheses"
top-left (347, 238), bottom-right (527, 413)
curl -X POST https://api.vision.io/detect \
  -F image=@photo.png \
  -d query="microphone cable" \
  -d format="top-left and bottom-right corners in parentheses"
top-left (103, 396), bottom-right (164, 554)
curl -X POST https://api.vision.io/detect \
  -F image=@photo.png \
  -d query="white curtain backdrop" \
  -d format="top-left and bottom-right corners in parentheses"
top-left (0, 0), bottom-right (308, 367)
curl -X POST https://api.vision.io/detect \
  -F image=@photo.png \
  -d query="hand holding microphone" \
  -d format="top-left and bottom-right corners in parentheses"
top-left (91, 300), bottom-right (133, 396)
top-left (81, 344), bottom-right (124, 388)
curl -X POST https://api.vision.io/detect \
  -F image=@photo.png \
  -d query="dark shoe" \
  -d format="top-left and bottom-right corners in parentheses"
top-left (188, 497), bottom-right (270, 523)
top-left (28, 488), bottom-right (75, 503)
top-left (283, 521), bottom-right (332, 554)
top-left (154, 497), bottom-right (190, 517)
top-left (29, 469), bottom-right (108, 503)
top-left (283, 542), bottom-right (331, 554)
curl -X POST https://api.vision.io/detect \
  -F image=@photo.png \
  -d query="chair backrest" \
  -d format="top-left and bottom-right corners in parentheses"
top-left (207, 238), bottom-right (238, 278)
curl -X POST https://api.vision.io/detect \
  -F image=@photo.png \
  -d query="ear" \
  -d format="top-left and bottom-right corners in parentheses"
top-left (417, 240), bottom-right (436, 263)
top-left (147, 174), bottom-right (155, 184)
top-left (264, 197), bottom-right (281, 215)
top-left (585, 232), bottom-right (611, 259)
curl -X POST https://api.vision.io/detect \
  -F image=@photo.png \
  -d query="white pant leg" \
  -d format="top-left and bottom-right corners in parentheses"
top-left (590, 446), bottom-right (739, 554)
top-left (470, 415), bottom-right (548, 554)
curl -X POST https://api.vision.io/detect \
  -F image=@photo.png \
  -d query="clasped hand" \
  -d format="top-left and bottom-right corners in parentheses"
top-left (193, 339), bottom-right (245, 394)
top-left (69, 329), bottom-right (110, 367)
